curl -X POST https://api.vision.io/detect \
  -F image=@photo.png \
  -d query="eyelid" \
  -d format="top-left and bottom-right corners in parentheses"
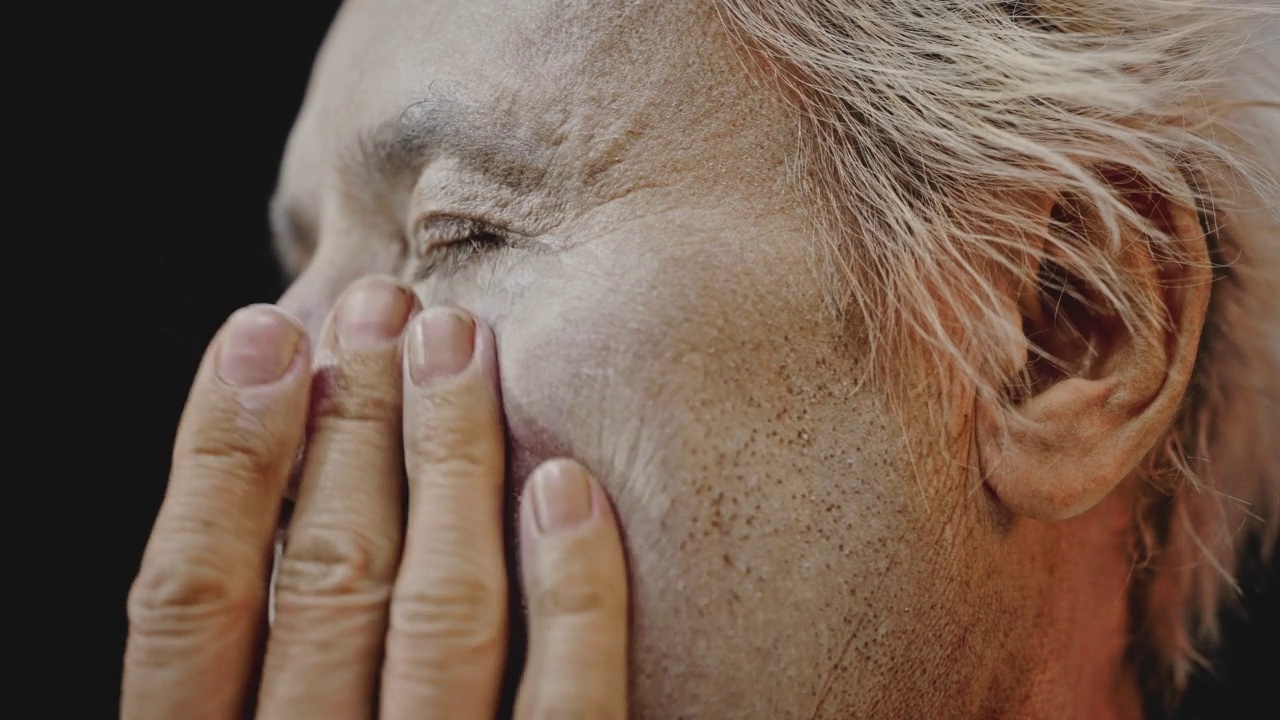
top-left (411, 213), bottom-right (519, 281)
top-left (414, 214), bottom-right (506, 253)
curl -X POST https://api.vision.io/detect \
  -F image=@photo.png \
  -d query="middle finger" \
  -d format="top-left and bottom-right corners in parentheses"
top-left (257, 276), bottom-right (416, 718)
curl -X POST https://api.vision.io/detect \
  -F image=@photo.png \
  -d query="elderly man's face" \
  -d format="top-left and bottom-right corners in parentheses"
top-left (275, 0), bottom-right (1096, 716)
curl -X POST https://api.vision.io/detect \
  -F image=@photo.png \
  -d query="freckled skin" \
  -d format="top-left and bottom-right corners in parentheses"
top-left (274, 0), bottom-right (1144, 717)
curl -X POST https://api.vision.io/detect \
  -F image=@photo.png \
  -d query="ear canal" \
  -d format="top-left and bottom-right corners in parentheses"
top-left (978, 176), bottom-right (1211, 522)
top-left (1009, 194), bottom-right (1143, 403)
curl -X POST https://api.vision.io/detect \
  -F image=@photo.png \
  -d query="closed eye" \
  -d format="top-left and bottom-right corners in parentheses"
top-left (412, 215), bottom-right (511, 281)
top-left (269, 196), bottom-right (318, 281)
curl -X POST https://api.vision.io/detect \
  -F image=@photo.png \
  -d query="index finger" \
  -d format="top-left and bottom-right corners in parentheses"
top-left (122, 305), bottom-right (311, 720)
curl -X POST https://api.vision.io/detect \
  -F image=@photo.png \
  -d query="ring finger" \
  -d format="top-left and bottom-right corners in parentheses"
top-left (379, 308), bottom-right (509, 720)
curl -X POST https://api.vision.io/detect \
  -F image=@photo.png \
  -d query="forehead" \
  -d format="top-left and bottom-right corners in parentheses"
top-left (278, 0), bottom-right (728, 207)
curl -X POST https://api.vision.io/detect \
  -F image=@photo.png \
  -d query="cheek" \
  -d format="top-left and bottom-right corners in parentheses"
top-left (484, 234), bottom-right (762, 491)
top-left (492, 254), bottom-right (682, 486)
top-left (425, 223), bottom-right (1020, 714)
top-left (482, 244), bottom-right (955, 714)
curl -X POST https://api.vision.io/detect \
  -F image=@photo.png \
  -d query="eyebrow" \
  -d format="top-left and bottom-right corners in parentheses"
top-left (270, 92), bottom-right (551, 262)
top-left (353, 93), bottom-right (550, 190)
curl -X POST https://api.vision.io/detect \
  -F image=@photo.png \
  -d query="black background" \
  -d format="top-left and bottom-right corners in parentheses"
top-left (14, 2), bottom-right (1275, 717)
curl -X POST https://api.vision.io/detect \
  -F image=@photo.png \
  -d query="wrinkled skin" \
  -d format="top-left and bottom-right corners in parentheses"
top-left (274, 1), bottom-right (1145, 717)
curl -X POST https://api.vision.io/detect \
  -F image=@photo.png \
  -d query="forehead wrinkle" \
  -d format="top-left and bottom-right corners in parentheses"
top-left (353, 92), bottom-right (551, 191)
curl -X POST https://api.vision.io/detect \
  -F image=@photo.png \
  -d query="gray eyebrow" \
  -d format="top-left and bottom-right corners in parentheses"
top-left (354, 94), bottom-right (550, 189)
top-left (269, 93), bottom-right (552, 265)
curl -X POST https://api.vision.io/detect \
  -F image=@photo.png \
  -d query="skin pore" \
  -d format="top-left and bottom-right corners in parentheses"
top-left (270, 0), bottom-right (1182, 716)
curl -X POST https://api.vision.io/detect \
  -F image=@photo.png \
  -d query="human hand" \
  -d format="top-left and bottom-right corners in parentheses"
top-left (123, 276), bottom-right (628, 719)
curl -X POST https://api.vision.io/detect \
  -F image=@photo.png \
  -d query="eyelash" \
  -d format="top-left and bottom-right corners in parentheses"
top-left (412, 216), bottom-right (510, 280)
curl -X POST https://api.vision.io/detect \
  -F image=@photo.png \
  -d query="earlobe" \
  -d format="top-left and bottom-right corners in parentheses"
top-left (978, 173), bottom-right (1212, 522)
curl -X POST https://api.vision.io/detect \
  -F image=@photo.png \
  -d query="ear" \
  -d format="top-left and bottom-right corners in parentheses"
top-left (978, 167), bottom-right (1212, 522)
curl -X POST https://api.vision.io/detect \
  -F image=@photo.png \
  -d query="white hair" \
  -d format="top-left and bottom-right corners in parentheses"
top-left (715, 0), bottom-right (1279, 694)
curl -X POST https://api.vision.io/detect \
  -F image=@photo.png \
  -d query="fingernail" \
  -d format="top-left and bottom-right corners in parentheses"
top-left (531, 461), bottom-right (594, 534)
top-left (407, 307), bottom-right (476, 385)
top-left (335, 277), bottom-right (413, 349)
top-left (217, 306), bottom-right (303, 387)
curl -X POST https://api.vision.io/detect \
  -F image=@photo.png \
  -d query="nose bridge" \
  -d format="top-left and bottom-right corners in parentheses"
top-left (279, 221), bottom-right (409, 338)
top-left (277, 253), bottom-right (370, 353)
top-left (276, 242), bottom-right (406, 353)
top-left (277, 270), bottom-right (340, 354)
